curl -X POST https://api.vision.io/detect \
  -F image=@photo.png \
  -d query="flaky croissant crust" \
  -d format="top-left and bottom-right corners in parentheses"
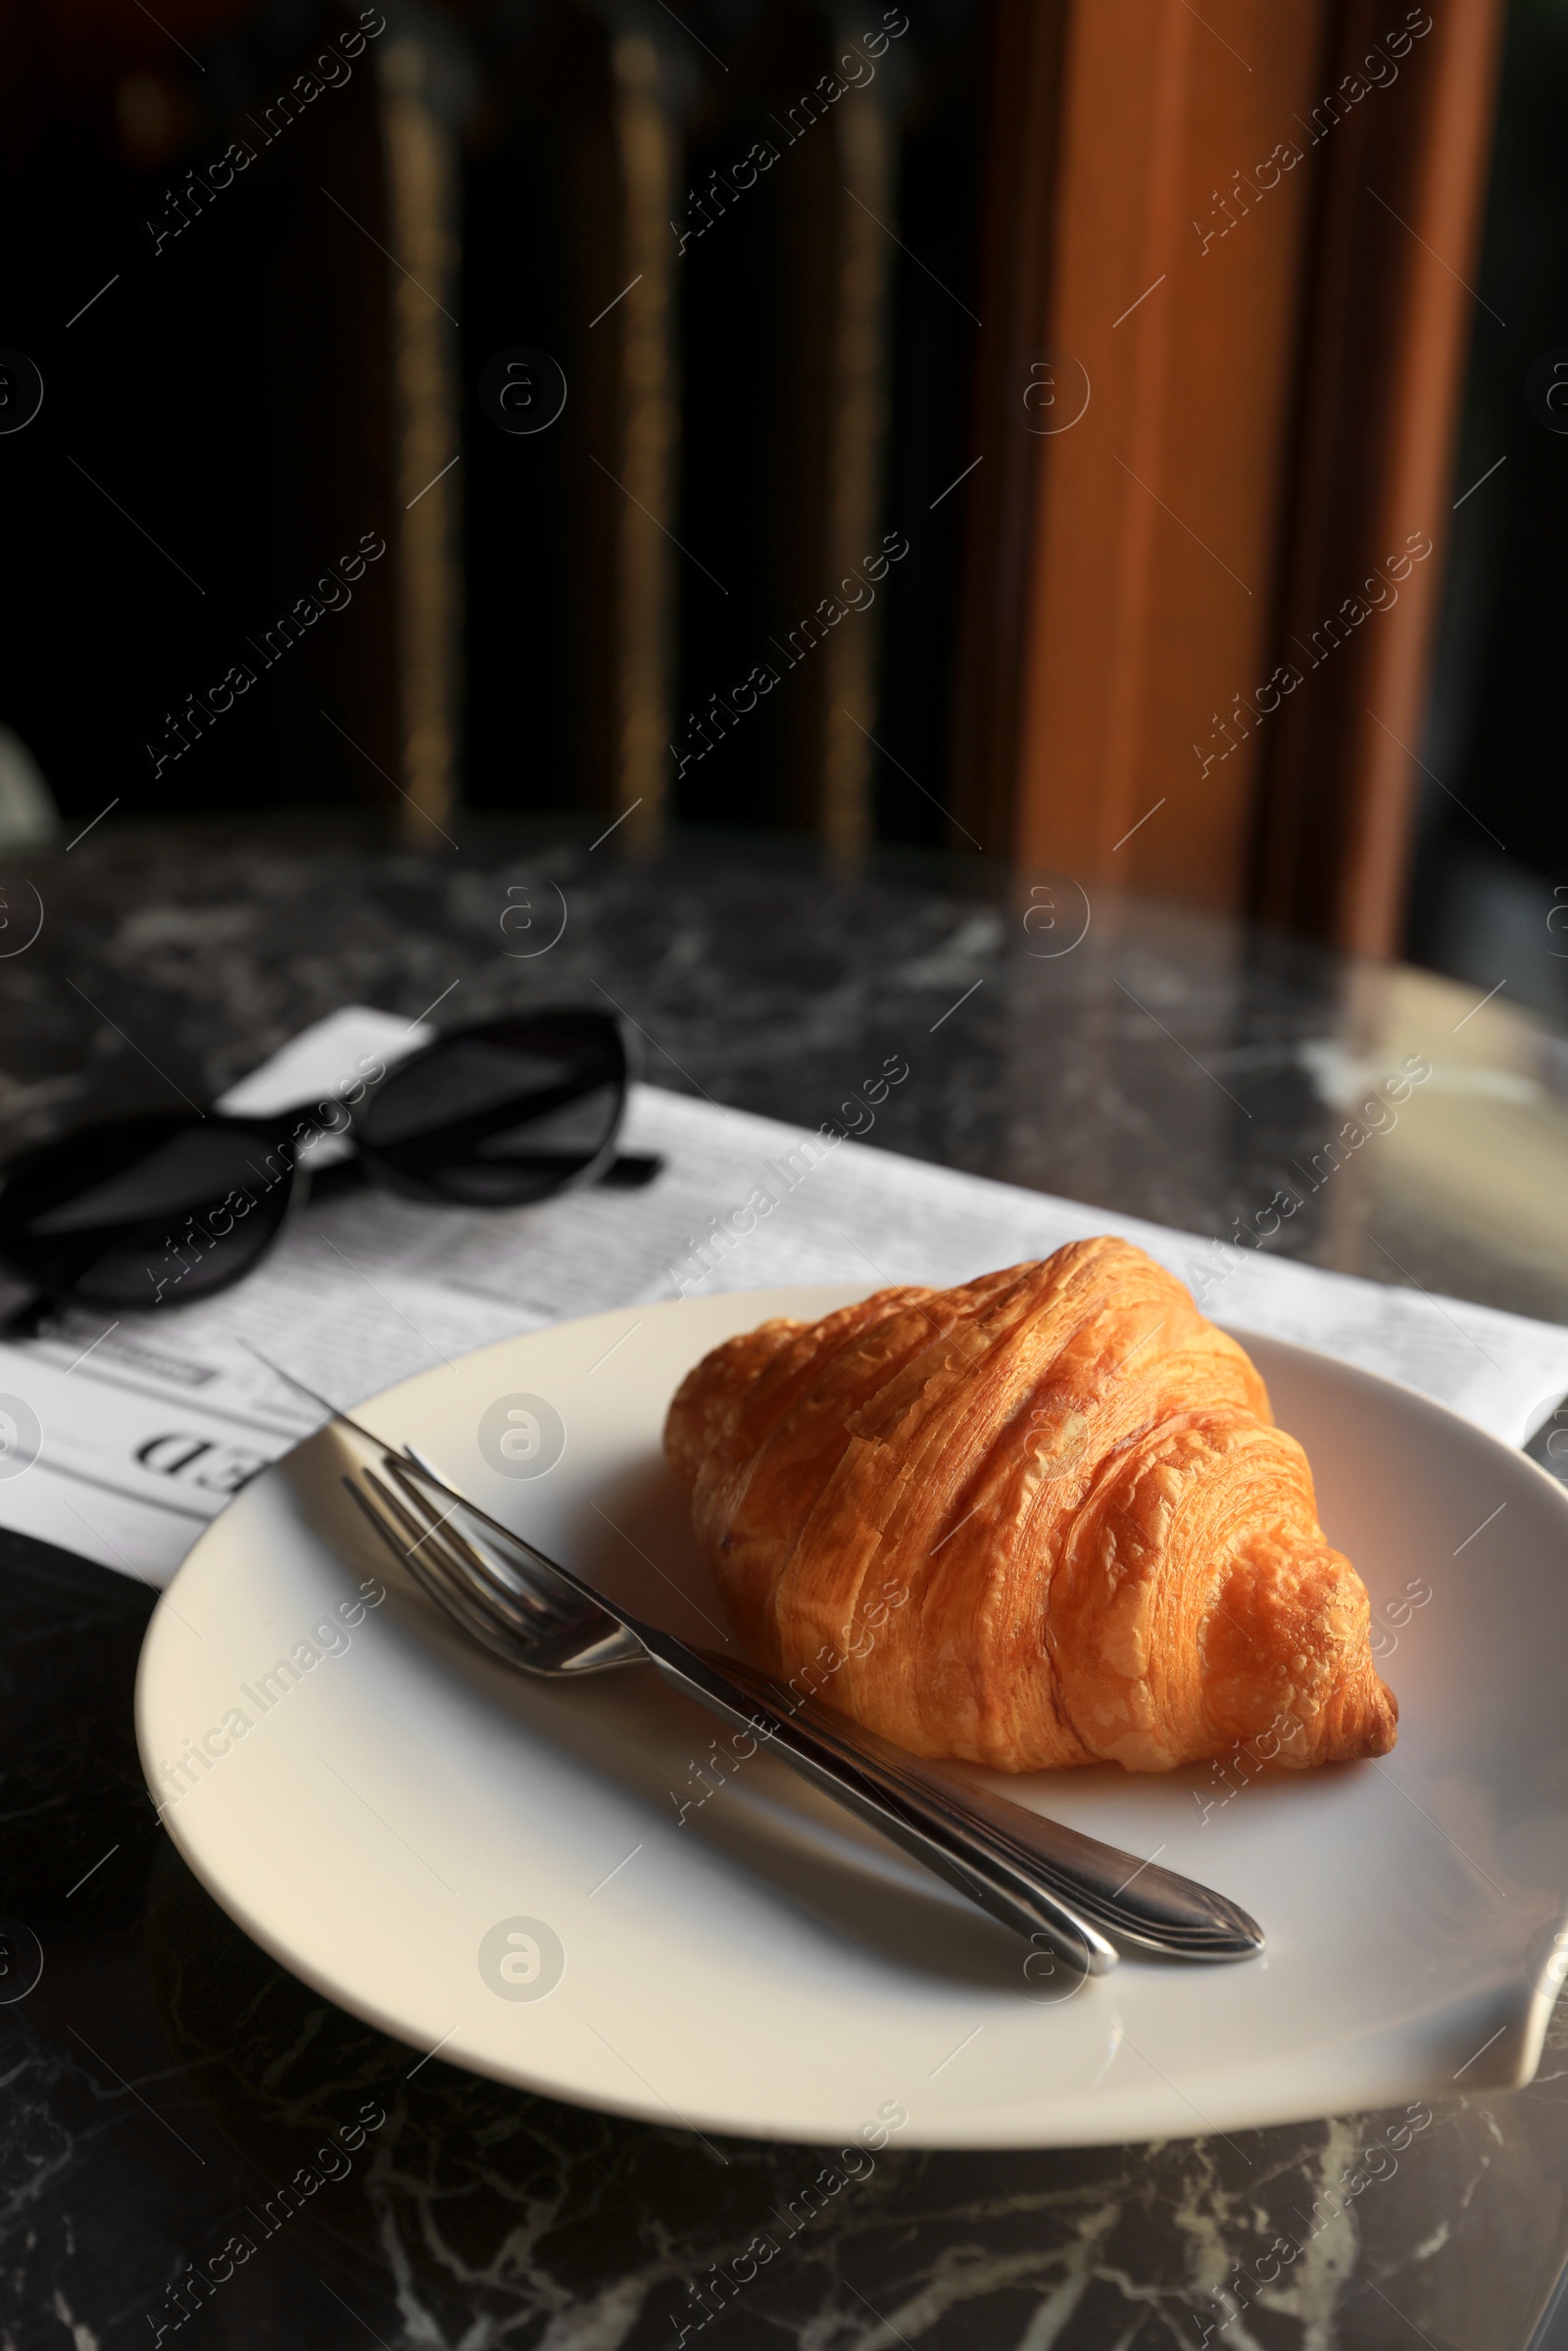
top-left (664, 1240), bottom-right (1397, 1773)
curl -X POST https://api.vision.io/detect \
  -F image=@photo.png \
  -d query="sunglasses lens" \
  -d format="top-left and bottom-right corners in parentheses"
top-left (0, 1115), bottom-right (295, 1305)
top-left (359, 1012), bottom-right (628, 1205)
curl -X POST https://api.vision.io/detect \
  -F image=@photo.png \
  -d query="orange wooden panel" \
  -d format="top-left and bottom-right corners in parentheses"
top-left (1011, 0), bottom-right (1327, 911)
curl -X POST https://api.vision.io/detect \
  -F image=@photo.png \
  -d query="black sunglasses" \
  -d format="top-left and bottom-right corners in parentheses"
top-left (0, 1009), bottom-right (660, 1313)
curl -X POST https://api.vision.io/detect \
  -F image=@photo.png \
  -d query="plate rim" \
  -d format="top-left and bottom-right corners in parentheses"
top-left (134, 1283), bottom-right (1568, 2147)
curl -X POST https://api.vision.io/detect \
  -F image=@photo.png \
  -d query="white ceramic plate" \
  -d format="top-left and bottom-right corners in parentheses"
top-left (135, 1288), bottom-right (1568, 2148)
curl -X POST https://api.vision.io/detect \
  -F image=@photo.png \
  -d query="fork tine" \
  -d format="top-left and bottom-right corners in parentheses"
top-left (340, 1437), bottom-right (550, 1624)
top-left (378, 1449), bottom-right (646, 1674)
top-left (359, 1466), bottom-right (537, 1637)
top-left (348, 1467), bottom-right (641, 1677)
top-left (379, 1459), bottom-right (571, 1629)
top-left (395, 1446), bottom-right (590, 1600)
top-left (345, 1478), bottom-right (524, 1665)
top-left (365, 1463), bottom-right (575, 1647)
top-left (355, 1459), bottom-right (435, 1553)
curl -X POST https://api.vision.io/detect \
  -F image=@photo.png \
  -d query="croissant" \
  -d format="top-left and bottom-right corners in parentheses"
top-left (664, 1239), bottom-right (1397, 1773)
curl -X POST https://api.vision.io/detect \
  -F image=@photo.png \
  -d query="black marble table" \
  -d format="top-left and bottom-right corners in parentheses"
top-left (4, 819), bottom-right (1568, 2351)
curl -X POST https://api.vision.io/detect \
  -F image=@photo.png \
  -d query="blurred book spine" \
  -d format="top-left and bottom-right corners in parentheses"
top-left (608, 23), bottom-right (683, 855)
top-left (380, 21), bottom-right (465, 845)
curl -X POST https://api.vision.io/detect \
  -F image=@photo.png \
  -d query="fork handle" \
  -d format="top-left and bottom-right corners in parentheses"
top-left (640, 1643), bottom-right (1117, 1978)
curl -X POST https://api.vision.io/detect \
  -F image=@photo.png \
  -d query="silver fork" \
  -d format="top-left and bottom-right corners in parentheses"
top-left (252, 1357), bottom-right (1264, 1970)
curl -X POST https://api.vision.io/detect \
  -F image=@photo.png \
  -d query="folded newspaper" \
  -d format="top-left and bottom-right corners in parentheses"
top-left (1, 1006), bottom-right (1565, 1589)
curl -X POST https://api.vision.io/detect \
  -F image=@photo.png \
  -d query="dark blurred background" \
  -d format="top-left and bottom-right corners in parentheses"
top-left (1410, 0), bottom-right (1568, 1022)
top-left (0, 0), bottom-right (986, 861)
top-left (0, 0), bottom-right (1560, 992)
